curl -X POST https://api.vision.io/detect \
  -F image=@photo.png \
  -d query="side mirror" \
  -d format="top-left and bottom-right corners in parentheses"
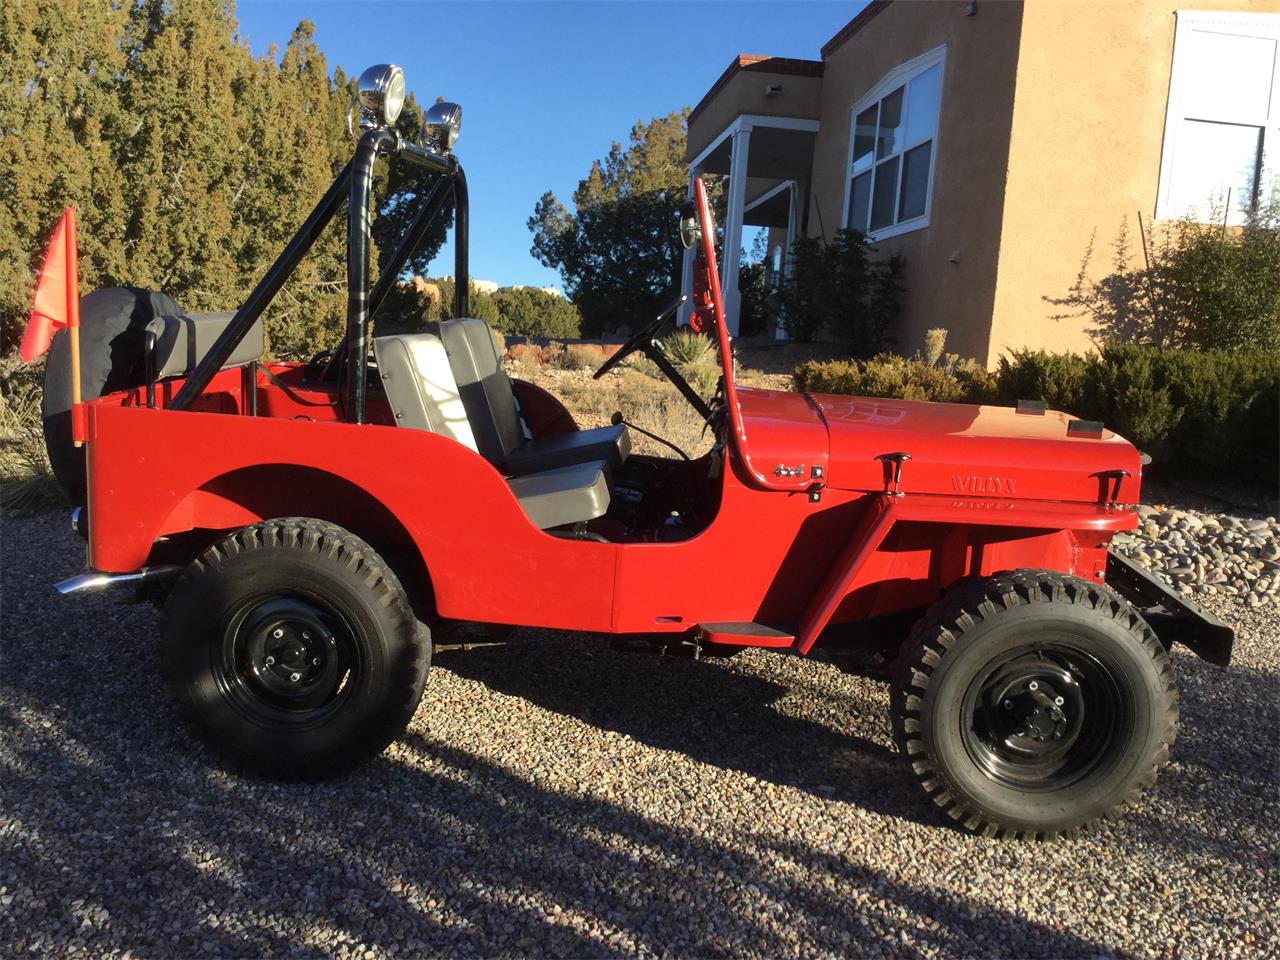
top-left (678, 200), bottom-right (699, 250)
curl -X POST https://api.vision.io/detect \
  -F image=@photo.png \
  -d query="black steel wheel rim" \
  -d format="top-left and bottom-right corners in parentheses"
top-left (217, 592), bottom-right (362, 728)
top-left (960, 640), bottom-right (1129, 791)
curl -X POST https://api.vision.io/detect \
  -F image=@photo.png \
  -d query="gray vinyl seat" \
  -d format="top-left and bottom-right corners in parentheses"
top-left (374, 330), bottom-right (613, 531)
top-left (144, 311), bottom-right (265, 379)
top-left (437, 317), bottom-right (630, 477)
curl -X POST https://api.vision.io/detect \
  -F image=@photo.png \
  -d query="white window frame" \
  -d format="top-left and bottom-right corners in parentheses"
top-left (841, 44), bottom-right (947, 242)
top-left (1155, 10), bottom-right (1280, 223)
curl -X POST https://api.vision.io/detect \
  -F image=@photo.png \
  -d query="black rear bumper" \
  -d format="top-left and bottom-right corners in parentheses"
top-left (1106, 549), bottom-right (1234, 666)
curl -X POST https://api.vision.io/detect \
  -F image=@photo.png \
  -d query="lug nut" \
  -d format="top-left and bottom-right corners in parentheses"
top-left (1054, 696), bottom-right (1064, 706)
top-left (1028, 681), bottom-right (1039, 691)
top-left (1053, 732), bottom-right (1062, 739)
top-left (272, 628), bottom-right (284, 639)
top-left (312, 657), bottom-right (321, 666)
top-left (1003, 700), bottom-right (1013, 710)
top-left (265, 656), bottom-right (275, 666)
top-left (302, 631), bottom-right (310, 640)
top-left (290, 672), bottom-right (301, 682)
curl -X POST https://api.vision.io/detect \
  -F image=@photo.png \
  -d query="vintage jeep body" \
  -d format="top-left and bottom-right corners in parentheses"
top-left (51, 66), bottom-right (1232, 839)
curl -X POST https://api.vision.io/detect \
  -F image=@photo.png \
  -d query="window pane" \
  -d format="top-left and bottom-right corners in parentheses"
top-left (852, 105), bottom-right (878, 175)
top-left (848, 172), bottom-right (872, 230)
top-left (898, 141), bottom-right (932, 220)
top-left (876, 86), bottom-right (904, 159)
top-left (1180, 30), bottom-right (1276, 123)
top-left (905, 62), bottom-right (942, 145)
top-left (870, 158), bottom-right (898, 230)
top-left (1169, 119), bottom-right (1262, 224)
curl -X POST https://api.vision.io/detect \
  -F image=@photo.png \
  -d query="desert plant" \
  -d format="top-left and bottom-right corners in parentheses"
top-left (660, 330), bottom-right (715, 366)
top-left (794, 354), bottom-right (997, 404)
top-left (0, 355), bottom-right (57, 508)
top-left (923, 328), bottom-right (947, 367)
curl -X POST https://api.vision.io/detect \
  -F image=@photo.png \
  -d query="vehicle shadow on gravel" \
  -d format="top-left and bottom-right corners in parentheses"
top-left (436, 632), bottom-right (936, 829)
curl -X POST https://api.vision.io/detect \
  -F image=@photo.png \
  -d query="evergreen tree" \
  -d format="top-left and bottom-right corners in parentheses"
top-left (528, 110), bottom-right (690, 335)
top-left (0, 1), bottom-right (450, 357)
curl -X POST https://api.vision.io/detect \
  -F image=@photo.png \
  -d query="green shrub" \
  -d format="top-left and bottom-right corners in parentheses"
top-left (1048, 208), bottom-right (1280, 352)
top-left (997, 345), bottom-right (1279, 481)
top-left (491, 286), bottom-right (583, 339)
top-left (794, 354), bottom-right (997, 404)
top-left (778, 230), bottom-right (903, 353)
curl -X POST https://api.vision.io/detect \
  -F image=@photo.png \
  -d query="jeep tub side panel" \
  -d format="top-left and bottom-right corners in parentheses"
top-left (86, 399), bottom-right (619, 632)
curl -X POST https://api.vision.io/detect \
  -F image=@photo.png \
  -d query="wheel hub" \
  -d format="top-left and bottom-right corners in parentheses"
top-left (235, 599), bottom-right (343, 707)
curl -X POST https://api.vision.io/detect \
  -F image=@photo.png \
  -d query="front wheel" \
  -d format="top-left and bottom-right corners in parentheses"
top-left (892, 571), bottom-right (1178, 839)
top-left (162, 518), bottom-right (430, 779)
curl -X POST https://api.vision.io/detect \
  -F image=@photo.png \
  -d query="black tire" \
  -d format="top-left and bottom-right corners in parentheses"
top-left (161, 518), bottom-right (430, 779)
top-left (43, 287), bottom-right (182, 504)
top-left (891, 570), bottom-right (1177, 839)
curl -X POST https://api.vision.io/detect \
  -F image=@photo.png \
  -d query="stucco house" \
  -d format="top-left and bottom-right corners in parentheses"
top-left (681, 0), bottom-right (1280, 365)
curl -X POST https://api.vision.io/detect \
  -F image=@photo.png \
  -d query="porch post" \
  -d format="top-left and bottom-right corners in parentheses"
top-left (777, 180), bottom-right (801, 340)
top-left (678, 170), bottom-right (697, 326)
top-left (721, 127), bottom-right (750, 337)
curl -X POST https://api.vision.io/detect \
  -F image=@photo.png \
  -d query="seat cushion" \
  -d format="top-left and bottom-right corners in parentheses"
top-left (507, 460), bottom-right (611, 529)
top-left (504, 423), bottom-right (631, 477)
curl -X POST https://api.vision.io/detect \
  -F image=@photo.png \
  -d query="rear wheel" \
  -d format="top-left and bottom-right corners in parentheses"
top-left (162, 518), bottom-right (429, 778)
top-left (891, 570), bottom-right (1177, 839)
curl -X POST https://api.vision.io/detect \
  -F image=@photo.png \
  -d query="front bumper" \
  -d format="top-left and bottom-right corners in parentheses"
top-left (1106, 548), bottom-right (1234, 666)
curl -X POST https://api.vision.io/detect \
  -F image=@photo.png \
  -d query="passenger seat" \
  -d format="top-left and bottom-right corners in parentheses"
top-left (437, 318), bottom-right (630, 477)
top-left (374, 331), bottom-right (612, 531)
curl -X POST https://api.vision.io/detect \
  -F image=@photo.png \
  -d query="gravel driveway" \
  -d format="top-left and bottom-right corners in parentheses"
top-left (2, 505), bottom-right (1277, 958)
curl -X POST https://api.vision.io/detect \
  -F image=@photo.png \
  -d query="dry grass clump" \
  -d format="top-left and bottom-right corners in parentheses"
top-left (552, 370), bottom-right (712, 458)
top-left (0, 356), bottom-right (58, 509)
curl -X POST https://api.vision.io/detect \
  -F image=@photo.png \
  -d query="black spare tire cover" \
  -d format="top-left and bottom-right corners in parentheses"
top-left (42, 287), bottom-right (182, 505)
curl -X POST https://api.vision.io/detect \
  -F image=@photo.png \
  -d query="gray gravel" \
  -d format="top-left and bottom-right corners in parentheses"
top-left (2, 506), bottom-right (1277, 958)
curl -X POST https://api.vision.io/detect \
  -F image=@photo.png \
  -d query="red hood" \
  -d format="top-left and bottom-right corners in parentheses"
top-left (812, 393), bottom-right (1142, 503)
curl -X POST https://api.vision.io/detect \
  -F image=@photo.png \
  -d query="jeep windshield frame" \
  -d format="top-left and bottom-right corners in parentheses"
top-left (166, 127), bottom-right (468, 425)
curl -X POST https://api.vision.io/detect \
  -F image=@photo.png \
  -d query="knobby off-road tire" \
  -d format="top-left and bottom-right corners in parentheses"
top-left (891, 570), bottom-right (1178, 839)
top-left (162, 518), bottom-right (430, 779)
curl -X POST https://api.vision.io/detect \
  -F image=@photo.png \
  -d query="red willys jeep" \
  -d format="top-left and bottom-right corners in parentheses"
top-left (48, 65), bottom-right (1232, 839)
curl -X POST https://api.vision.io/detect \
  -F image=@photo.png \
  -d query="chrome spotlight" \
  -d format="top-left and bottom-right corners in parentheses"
top-left (423, 101), bottom-right (462, 153)
top-left (355, 64), bottom-right (407, 129)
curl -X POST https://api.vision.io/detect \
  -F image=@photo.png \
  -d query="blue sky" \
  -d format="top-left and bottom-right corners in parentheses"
top-left (233, 0), bottom-right (864, 289)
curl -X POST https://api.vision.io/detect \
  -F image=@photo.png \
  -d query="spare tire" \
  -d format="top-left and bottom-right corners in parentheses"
top-left (42, 287), bottom-right (181, 505)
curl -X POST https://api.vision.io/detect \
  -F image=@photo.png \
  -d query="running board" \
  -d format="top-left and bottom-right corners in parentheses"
top-left (696, 622), bottom-right (795, 648)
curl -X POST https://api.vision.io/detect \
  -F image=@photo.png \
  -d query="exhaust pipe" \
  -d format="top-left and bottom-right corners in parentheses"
top-left (55, 565), bottom-right (183, 596)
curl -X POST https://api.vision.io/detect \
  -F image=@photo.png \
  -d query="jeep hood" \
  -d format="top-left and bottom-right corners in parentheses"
top-left (810, 393), bottom-right (1142, 503)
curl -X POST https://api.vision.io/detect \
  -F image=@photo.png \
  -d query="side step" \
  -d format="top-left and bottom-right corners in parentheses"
top-left (696, 622), bottom-right (795, 648)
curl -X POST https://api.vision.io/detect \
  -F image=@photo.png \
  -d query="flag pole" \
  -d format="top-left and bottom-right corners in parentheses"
top-left (66, 206), bottom-right (82, 448)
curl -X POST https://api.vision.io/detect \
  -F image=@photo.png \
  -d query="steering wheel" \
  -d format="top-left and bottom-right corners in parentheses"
top-left (593, 295), bottom-right (688, 380)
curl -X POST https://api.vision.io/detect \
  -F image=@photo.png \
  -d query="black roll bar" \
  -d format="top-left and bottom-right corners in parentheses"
top-left (168, 127), bottom-right (469, 422)
top-left (168, 161), bottom-right (354, 411)
top-left (345, 128), bottom-right (396, 424)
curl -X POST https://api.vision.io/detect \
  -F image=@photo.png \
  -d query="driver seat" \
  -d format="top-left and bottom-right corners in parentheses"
top-left (438, 318), bottom-right (630, 477)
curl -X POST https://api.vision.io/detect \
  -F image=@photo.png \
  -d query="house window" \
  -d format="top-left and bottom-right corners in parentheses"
top-left (845, 46), bottom-right (945, 239)
top-left (1157, 11), bottom-right (1280, 225)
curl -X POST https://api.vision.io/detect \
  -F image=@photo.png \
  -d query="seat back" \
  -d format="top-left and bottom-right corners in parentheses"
top-left (438, 318), bottom-right (523, 467)
top-left (372, 332), bottom-right (479, 452)
top-left (145, 311), bottom-right (265, 380)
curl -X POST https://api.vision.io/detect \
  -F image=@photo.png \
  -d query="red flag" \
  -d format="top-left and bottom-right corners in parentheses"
top-left (21, 206), bottom-right (80, 362)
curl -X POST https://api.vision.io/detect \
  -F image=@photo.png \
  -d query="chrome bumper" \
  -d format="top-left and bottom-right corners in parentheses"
top-left (55, 565), bottom-right (183, 596)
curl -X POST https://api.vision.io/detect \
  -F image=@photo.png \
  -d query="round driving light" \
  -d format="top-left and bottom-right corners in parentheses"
top-left (423, 101), bottom-right (462, 153)
top-left (356, 64), bottom-right (407, 127)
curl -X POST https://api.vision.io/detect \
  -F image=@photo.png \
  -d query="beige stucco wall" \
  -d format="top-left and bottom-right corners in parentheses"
top-left (808, 0), bottom-right (1025, 361)
top-left (987, 0), bottom-right (1279, 367)
top-left (687, 67), bottom-right (824, 162)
